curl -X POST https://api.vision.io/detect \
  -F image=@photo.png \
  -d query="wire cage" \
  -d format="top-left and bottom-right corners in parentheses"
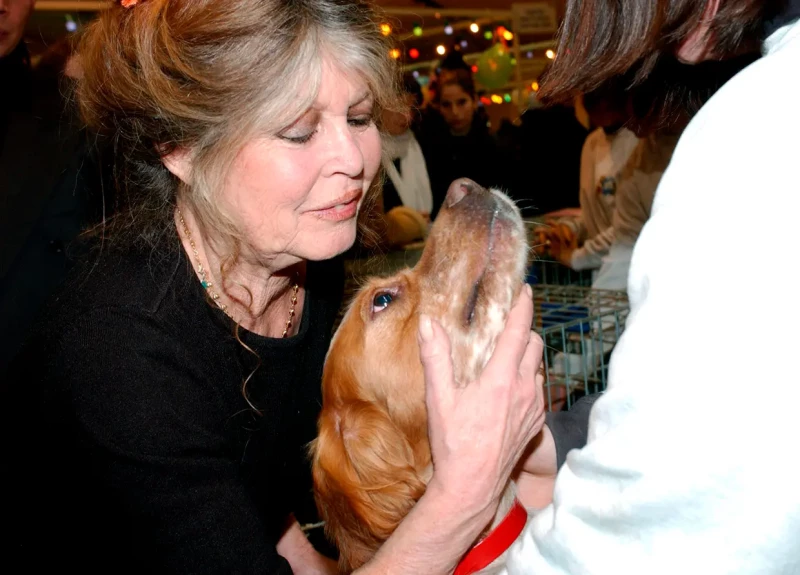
top-left (527, 258), bottom-right (594, 287)
top-left (532, 285), bottom-right (629, 412)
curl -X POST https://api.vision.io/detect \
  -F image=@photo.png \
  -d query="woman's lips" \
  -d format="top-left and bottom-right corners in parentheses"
top-left (309, 190), bottom-right (363, 222)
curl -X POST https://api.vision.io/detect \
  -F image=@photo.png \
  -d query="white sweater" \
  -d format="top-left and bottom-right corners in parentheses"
top-left (508, 19), bottom-right (800, 575)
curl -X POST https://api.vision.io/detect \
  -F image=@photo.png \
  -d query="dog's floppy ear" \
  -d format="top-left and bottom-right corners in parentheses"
top-left (311, 399), bottom-right (426, 572)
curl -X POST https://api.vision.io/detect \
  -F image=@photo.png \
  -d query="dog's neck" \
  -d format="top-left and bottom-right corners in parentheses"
top-left (454, 483), bottom-right (526, 575)
top-left (419, 466), bottom-right (523, 575)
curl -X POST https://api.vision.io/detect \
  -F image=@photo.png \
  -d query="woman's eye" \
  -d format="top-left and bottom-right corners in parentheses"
top-left (348, 115), bottom-right (373, 128)
top-left (281, 130), bottom-right (317, 144)
top-left (371, 291), bottom-right (394, 313)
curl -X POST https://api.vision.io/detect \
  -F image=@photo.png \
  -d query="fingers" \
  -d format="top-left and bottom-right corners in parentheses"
top-left (518, 331), bottom-right (544, 383)
top-left (418, 314), bottom-right (456, 413)
top-left (483, 285), bottom-right (534, 383)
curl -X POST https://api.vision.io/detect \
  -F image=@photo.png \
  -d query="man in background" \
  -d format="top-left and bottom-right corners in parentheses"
top-left (1, 0), bottom-right (100, 373)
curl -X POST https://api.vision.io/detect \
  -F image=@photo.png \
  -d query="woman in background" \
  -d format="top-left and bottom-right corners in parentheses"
top-left (380, 75), bottom-right (433, 247)
top-left (423, 70), bottom-right (510, 218)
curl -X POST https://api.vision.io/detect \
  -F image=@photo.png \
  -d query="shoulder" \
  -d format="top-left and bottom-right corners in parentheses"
top-left (52, 239), bottom-right (186, 320)
top-left (672, 47), bottom-right (798, 169)
top-left (581, 128), bottom-right (606, 154)
top-left (653, 46), bottom-right (798, 214)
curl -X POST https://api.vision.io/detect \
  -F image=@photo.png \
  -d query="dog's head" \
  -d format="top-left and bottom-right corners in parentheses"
top-left (311, 179), bottom-right (528, 570)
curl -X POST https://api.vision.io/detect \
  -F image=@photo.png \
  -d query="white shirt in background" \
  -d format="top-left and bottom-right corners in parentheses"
top-left (571, 127), bottom-right (640, 271)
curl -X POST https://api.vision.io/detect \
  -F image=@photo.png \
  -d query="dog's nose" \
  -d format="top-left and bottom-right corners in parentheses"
top-left (446, 178), bottom-right (480, 208)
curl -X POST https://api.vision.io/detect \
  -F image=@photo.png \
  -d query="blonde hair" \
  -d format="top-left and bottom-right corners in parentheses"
top-left (78, 0), bottom-right (401, 254)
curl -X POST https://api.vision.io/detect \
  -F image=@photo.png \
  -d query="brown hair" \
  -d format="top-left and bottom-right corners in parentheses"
top-left (434, 69), bottom-right (477, 103)
top-left (77, 0), bottom-right (401, 252)
top-left (539, 0), bottom-right (768, 103)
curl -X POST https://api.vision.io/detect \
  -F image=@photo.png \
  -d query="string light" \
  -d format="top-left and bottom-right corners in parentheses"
top-left (503, 30), bottom-right (514, 41)
top-left (412, 70), bottom-right (420, 78)
top-left (484, 30), bottom-right (493, 40)
top-left (409, 48), bottom-right (420, 59)
top-left (389, 48), bottom-right (401, 59)
top-left (413, 23), bottom-right (423, 36)
top-left (444, 23), bottom-right (454, 35)
top-left (526, 51), bottom-right (534, 58)
top-left (471, 64), bottom-right (479, 73)
top-left (546, 49), bottom-right (556, 59)
top-left (470, 22), bottom-right (480, 33)
top-left (380, 23), bottom-right (392, 36)
top-left (491, 94), bottom-right (503, 104)
top-left (460, 39), bottom-right (468, 49)
top-left (436, 44), bottom-right (447, 56)
top-left (504, 94), bottom-right (512, 103)
top-left (510, 58), bottom-right (517, 66)
top-left (531, 81), bottom-right (540, 91)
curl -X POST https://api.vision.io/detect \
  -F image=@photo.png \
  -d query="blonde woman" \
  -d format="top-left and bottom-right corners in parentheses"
top-left (2, 1), bottom-right (545, 573)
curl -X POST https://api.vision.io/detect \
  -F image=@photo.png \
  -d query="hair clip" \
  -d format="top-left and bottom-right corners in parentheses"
top-left (120, 0), bottom-right (141, 7)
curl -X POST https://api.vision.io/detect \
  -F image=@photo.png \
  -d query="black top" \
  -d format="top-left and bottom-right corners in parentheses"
top-left (2, 238), bottom-right (344, 573)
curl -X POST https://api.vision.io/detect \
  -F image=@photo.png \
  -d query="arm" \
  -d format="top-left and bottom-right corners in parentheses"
top-left (519, 393), bottom-right (602, 478)
top-left (569, 225), bottom-right (615, 270)
top-left (356, 287), bottom-right (547, 575)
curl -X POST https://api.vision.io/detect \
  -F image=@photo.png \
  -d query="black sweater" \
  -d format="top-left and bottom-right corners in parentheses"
top-left (2, 239), bottom-right (344, 573)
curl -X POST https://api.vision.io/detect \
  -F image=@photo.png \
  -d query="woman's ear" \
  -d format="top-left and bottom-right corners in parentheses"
top-left (161, 146), bottom-right (192, 184)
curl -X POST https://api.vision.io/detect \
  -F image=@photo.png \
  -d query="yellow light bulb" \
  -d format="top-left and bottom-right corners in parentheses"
top-left (546, 49), bottom-right (555, 59)
top-left (389, 48), bottom-right (401, 59)
top-left (380, 23), bottom-right (392, 36)
top-left (436, 45), bottom-right (446, 56)
top-left (470, 23), bottom-right (480, 34)
top-left (503, 31), bottom-right (514, 41)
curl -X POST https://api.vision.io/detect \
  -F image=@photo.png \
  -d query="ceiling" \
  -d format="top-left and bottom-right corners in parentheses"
top-left (27, 0), bottom-right (563, 85)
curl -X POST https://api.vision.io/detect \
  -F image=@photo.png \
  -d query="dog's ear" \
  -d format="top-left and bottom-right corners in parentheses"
top-left (311, 399), bottom-right (426, 572)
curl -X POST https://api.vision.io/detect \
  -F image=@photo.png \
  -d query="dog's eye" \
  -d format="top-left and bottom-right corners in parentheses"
top-left (372, 292), bottom-right (394, 313)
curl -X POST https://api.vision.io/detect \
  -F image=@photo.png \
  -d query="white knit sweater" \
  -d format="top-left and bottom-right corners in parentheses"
top-left (507, 18), bottom-right (800, 575)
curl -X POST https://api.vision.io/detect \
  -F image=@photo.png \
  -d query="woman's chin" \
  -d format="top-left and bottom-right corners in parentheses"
top-left (299, 225), bottom-right (358, 261)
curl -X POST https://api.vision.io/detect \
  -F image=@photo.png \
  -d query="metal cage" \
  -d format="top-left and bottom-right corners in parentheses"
top-left (532, 285), bottom-right (629, 411)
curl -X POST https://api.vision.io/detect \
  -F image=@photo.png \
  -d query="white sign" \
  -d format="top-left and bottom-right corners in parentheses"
top-left (512, 2), bottom-right (558, 35)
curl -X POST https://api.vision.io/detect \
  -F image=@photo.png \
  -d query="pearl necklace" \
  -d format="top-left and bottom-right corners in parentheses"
top-left (176, 209), bottom-right (300, 338)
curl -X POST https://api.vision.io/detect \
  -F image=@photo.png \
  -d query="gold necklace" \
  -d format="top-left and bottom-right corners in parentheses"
top-left (176, 209), bottom-right (300, 338)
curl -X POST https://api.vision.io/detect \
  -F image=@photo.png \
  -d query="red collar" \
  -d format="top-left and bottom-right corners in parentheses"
top-left (453, 498), bottom-right (528, 575)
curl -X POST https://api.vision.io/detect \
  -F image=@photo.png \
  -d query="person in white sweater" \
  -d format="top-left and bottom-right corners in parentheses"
top-left (500, 1), bottom-right (800, 573)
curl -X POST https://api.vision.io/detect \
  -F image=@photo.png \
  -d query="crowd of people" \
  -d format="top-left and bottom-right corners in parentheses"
top-left (2, 0), bottom-right (800, 573)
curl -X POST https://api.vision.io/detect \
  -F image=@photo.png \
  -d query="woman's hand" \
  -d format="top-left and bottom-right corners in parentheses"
top-left (419, 284), bottom-right (547, 515)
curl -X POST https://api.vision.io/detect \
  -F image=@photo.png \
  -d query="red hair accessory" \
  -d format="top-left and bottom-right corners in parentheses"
top-left (120, 0), bottom-right (141, 8)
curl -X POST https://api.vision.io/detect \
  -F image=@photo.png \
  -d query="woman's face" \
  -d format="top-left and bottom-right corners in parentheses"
top-left (219, 60), bottom-right (382, 263)
top-left (439, 84), bottom-right (476, 135)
